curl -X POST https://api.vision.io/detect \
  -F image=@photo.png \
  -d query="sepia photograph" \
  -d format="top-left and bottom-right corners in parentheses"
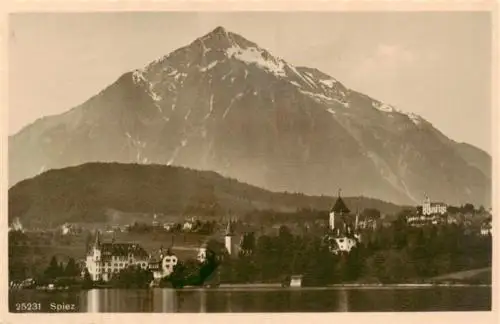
top-left (5, 7), bottom-right (496, 315)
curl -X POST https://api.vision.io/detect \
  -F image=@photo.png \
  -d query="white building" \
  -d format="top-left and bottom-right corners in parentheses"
top-left (197, 246), bottom-right (207, 263)
top-left (290, 275), bottom-right (303, 287)
top-left (197, 220), bottom-right (240, 262)
top-left (148, 248), bottom-right (178, 279)
top-left (9, 218), bottom-right (24, 232)
top-left (225, 221), bottom-right (236, 255)
top-left (183, 221), bottom-right (194, 231)
top-left (163, 223), bottom-right (174, 231)
top-left (85, 231), bottom-right (151, 282)
top-left (480, 218), bottom-right (492, 236)
top-left (422, 195), bottom-right (447, 215)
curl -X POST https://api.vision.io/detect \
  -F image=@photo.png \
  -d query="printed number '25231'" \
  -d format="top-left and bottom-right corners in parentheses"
top-left (15, 302), bottom-right (41, 312)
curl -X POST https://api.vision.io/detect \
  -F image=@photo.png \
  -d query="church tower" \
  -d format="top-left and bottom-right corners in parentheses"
top-left (92, 230), bottom-right (102, 260)
top-left (225, 220), bottom-right (235, 255)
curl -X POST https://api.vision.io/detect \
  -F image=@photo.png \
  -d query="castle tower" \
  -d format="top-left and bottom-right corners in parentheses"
top-left (329, 189), bottom-right (350, 231)
top-left (225, 220), bottom-right (235, 255)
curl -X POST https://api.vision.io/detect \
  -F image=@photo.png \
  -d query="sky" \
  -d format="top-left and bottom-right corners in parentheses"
top-left (8, 11), bottom-right (493, 153)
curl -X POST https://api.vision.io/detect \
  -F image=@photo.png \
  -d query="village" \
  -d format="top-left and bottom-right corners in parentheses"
top-left (9, 191), bottom-right (493, 290)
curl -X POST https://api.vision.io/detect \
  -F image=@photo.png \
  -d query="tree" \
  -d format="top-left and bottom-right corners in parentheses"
top-left (84, 231), bottom-right (93, 250)
top-left (44, 256), bottom-right (63, 280)
top-left (362, 208), bottom-right (381, 220)
top-left (462, 203), bottom-right (475, 214)
top-left (82, 268), bottom-right (93, 289)
top-left (167, 259), bottom-right (204, 288)
top-left (64, 258), bottom-right (80, 277)
top-left (110, 265), bottom-right (153, 288)
top-left (9, 260), bottom-right (27, 281)
top-left (240, 232), bottom-right (256, 255)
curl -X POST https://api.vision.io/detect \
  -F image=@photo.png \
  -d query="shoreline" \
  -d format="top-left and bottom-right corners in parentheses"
top-left (173, 282), bottom-right (492, 291)
top-left (10, 282), bottom-right (491, 293)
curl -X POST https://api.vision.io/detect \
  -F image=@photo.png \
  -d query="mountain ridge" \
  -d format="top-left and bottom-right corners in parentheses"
top-left (8, 162), bottom-right (405, 228)
top-left (9, 26), bottom-right (491, 206)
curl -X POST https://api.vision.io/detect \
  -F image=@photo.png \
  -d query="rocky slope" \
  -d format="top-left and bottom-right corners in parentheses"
top-left (8, 26), bottom-right (491, 206)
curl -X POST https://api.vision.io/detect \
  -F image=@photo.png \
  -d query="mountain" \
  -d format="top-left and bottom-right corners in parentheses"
top-left (8, 26), bottom-right (491, 206)
top-left (8, 163), bottom-right (404, 228)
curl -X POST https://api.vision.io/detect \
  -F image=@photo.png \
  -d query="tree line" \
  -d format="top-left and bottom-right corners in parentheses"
top-left (213, 215), bottom-right (492, 285)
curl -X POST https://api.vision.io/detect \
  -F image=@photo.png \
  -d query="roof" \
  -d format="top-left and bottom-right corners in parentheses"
top-left (430, 202), bottom-right (447, 207)
top-left (331, 196), bottom-right (350, 214)
top-left (225, 221), bottom-right (234, 236)
top-left (94, 230), bottom-right (101, 246)
top-left (100, 243), bottom-right (149, 258)
top-left (149, 247), bottom-right (175, 262)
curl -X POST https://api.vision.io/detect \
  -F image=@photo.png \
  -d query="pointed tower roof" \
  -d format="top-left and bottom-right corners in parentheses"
top-left (331, 189), bottom-right (350, 214)
top-left (225, 220), bottom-right (234, 236)
top-left (94, 230), bottom-right (101, 247)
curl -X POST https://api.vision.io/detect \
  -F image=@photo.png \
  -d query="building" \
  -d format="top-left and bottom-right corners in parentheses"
top-left (152, 214), bottom-right (160, 227)
top-left (85, 231), bottom-right (158, 282)
top-left (422, 195), bottom-right (447, 216)
top-left (324, 190), bottom-right (360, 254)
top-left (148, 247), bottom-right (178, 280)
top-left (197, 219), bottom-right (241, 262)
top-left (290, 275), bottom-right (303, 287)
top-left (329, 191), bottom-right (350, 230)
top-left (183, 220), bottom-right (194, 231)
top-left (163, 223), bottom-right (174, 231)
top-left (406, 194), bottom-right (447, 227)
top-left (407, 214), bottom-right (446, 227)
top-left (480, 218), bottom-right (492, 236)
top-left (225, 220), bottom-right (236, 255)
top-left (197, 245), bottom-right (208, 263)
top-left (61, 223), bottom-right (71, 235)
top-left (9, 217), bottom-right (24, 232)
top-left (357, 216), bottom-right (377, 230)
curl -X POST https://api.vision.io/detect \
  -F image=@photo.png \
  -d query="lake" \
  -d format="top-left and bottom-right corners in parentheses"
top-left (9, 286), bottom-right (491, 312)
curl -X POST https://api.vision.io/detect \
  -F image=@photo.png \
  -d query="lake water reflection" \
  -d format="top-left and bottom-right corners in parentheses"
top-left (10, 286), bottom-right (491, 313)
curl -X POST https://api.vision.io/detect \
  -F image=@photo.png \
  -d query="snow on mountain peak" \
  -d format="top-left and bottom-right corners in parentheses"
top-left (372, 100), bottom-right (399, 113)
top-left (372, 100), bottom-right (424, 125)
top-left (407, 112), bottom-right (422, 125)
top-left (225, 45), bottom-right (287, 77)
top-left (132, 69), bottom-right (162, 102)
top-left (199, 60), bottom-right (219, 72)
top-left (318, 78), bottom-right (338, 88)
top-left (132, 69), bottom-right (147, 84)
